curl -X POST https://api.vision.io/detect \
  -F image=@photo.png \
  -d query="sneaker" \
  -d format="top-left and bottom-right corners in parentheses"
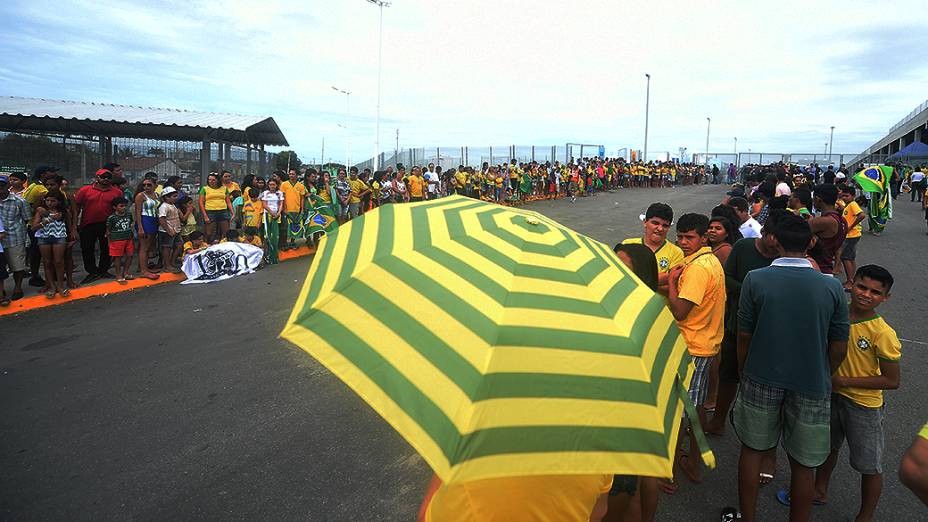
top-left (28, 276), bottom-right (45, 287)
top-left (98, 271), bottom-right (116, 279)
top-left (720, 507), bottom-right (742, 521)
top-left (80, 273), bottom-right (99, 285)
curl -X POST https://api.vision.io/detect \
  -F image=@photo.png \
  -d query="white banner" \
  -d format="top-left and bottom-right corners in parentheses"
top-left (180, 242), bottom-right (264, 284)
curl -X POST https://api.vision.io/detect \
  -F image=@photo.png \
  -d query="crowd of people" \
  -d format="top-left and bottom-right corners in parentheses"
top-left (418, 161), bottom-right (928, 522)
top-left (0, 157), bottom-right (735, 304)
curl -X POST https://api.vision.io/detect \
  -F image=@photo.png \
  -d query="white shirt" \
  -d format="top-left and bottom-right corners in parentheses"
top-left (260, 190), bottom-right (285, 215)
top-left (775, 182), bottom-right (792, 197)
top-left (426, 171), bottom-right (439, 193)
top-left (739, 217), bottom-right (763, 238)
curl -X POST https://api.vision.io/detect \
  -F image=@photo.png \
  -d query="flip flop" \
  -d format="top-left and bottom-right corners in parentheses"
top-left (11, 290), bottom-right (23, 301)
top-left (759, 472), bottom-right (774, 485)
top-left (0, 296), bottom-right (10, 306)
top-left (720, 507), bottom-right (742, 521)
top-left (124, 274), bottom-right (135, 280)
top-left (45, 290), bottom-right (56, 299)
top-left (60, 288), bottom-right (70, 297)
top-left (775, 489), bottom-right (826, 507)
top-left (141, 273), bottom-right (160, 280)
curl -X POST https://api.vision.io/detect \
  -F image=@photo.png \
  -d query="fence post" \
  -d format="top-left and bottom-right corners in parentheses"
top-left (489, 146), bottom-right (493, 165)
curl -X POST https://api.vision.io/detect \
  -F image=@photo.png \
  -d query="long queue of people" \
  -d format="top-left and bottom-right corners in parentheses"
top-left (417, 164), bottom-right (926, 522)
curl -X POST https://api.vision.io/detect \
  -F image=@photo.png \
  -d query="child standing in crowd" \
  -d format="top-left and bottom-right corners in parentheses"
top-left (106, 197), bottom-right (134, 285)
top-left (839, 185), bottom-right (865, 291)
top-left (230, 190), bottom-right (244, 230)
top-left (779, 265), bottom-right (899, 522)
top-left (260, 178), bottom-right (285, 264)
top-left (30, 190), bottom-right (70, 298)
top-left (134, 178), bottom-right (161, 280)
top-left (621, 203), bottom-right (684, 294)
top-left (157, 187), bottom-right (182, 273)
top-left (241, 187), bottom-right (264, 232)
top-left (179, 198), bottom-right (198, 245)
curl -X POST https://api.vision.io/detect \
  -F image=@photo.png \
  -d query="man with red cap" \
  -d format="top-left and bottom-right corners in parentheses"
top-left (74, 168), bottom-right (123, 284)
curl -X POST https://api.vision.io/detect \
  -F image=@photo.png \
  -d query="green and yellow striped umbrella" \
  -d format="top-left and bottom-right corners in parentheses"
top-left (281, 195), bottom-right (713, 484)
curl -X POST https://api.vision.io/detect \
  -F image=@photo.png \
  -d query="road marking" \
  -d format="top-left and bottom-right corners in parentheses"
top-left (900, 338), bottom-right (927, 346)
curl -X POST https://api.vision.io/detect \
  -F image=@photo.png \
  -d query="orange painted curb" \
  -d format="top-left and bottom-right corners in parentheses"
top-left (0, 245), bottom-right (316, 318)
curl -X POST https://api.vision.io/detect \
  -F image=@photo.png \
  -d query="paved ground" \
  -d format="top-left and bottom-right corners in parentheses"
top-left (2, 185), bottom-right (926, 520)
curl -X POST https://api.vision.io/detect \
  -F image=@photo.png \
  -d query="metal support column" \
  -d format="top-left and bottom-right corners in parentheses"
top-left (246, 143), bottom-right (253, 176)
top-left (200, 137), bottom-right (210, 186)
top-left (259, 144), bottom-right (266, 176)
top-left (223, 143), bottom-right (231, 173)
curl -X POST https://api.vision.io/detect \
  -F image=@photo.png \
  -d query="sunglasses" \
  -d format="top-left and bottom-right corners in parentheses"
top-left (99, 174), bottom-right (113, 180)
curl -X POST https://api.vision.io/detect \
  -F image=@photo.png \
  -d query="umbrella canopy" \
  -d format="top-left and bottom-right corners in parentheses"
top-left (281, 195), bottom-right (711, 484)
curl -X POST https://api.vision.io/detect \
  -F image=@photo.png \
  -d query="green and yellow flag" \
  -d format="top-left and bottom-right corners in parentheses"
top-left (281, 196), bottom-right (711, 484)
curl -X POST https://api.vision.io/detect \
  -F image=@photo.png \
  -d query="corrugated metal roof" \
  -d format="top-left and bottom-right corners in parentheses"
top-left (0, 96), bottom-right (288, 146)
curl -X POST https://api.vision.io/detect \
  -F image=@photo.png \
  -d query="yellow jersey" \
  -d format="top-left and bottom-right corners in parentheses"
top-left (836, 314), bottom-right (901, 408)
top-left (622, 237), bottom-right (684, 273)
top-left (842, 200), bottom-right (864, 239)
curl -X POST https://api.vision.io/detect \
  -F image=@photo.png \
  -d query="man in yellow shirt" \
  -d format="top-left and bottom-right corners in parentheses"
top-left (621, 202), bottom-right (684, 294)
top-left (806, 265), bottom-right (899, 520)
top-left (280, 168), bottom-right (308, 249)
top-left (408, 167), bottom-right (426, 202)
top-left (839, 185), bottom-right (865, 290)
top-left (347, 168), bottom-right (371, 219)
top-left (667, 213), bottom-right (725, 485)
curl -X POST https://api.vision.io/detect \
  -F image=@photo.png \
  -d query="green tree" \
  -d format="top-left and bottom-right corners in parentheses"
top-left (274, 150), bottom-right (303, 172)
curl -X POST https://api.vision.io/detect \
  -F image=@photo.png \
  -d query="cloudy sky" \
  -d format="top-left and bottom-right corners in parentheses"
top-left (2, 0), bottom-right (927, 164)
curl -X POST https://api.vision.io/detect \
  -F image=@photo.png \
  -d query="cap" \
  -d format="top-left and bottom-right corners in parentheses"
top-left (95, 168), bottom-right (112, 178)
top-left (161, 186), bottom-right (178, 196)
top-left (33, 165), bottom-right (60, 177)
top-left (0, 174), bottom-right (9, 184)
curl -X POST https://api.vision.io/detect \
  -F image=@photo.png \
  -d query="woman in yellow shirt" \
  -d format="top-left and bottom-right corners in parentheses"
top-left (198, 172), bottom-right (234, 243)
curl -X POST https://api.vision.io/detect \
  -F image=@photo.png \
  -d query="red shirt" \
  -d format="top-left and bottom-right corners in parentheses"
top-left (74, 183), bottom-right (121, 227)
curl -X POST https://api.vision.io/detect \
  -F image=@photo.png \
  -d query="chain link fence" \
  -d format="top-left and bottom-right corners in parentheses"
top-left (0, 131), bottom-right (277, 188)
top-left (354, 145), bottom-right (613, 171)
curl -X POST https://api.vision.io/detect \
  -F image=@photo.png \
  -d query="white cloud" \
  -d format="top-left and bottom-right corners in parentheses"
top-left (1, 0), bottom-right (927, 163)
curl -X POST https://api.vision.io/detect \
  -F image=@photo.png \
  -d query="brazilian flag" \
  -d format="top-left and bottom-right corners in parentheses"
top-left (853, 165), bottom-right (893, 233)
top-left (305, 210), bottom-right (338, 236)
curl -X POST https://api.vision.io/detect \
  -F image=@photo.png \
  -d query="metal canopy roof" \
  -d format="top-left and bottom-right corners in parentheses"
top-left (0, 96), bottom-right (289, 146)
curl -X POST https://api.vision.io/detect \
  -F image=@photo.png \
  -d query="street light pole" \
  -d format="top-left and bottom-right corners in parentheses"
top-left (734, 136), bottom-right (738, 168)
top-left (366, 0), bottom-right (391, 171)
top-left (828, 125), bottom-right (835, 160)
top-left (332, 86), bottom-right (351, 168)
top-left (643, 73), bottom-right (650, 163)
top-left (705, 117), bottom-right (711, 167)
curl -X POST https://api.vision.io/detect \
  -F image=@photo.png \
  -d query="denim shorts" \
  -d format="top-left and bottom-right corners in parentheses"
top-left (831, 393), bottom-right (884, 474)
top-left (206, 209), bottom-right (230, 222)
top-left (688, 355), bottom-right (713, 407)
top-left (36, 236), bottom-right (67, 246)
top-left (732, 376), bottom-right (831, 467)
top-left (158, 231), bottom-right (181, 247)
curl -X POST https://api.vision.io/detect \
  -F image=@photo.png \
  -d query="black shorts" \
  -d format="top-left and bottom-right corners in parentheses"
top-left (719, 331), bottom-right (739, 384)
top-left (841, 236), bottom-right (860, 261)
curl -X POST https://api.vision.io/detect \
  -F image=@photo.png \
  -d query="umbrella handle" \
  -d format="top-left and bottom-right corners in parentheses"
top-left (675, 375), bottom-right (716, 469)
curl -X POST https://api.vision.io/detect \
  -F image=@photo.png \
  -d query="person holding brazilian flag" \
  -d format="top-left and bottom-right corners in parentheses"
top-left (853, 165), bottom-right (894, 235)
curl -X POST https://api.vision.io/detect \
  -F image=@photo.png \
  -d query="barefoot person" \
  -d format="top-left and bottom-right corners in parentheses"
top-left (666, 213), bottom-right (726, 488)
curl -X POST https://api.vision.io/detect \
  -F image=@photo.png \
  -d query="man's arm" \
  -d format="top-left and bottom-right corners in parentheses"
top-left (737, 330), bottom-right (752, 375)
top-left (827, 339), bottom-right (849, 374)
top-left (833, 360), bottom-right (899, 390)
top-left (666, 269), bottom-right (695, 321)
top-left (901, 433), bottom-right (928, 506)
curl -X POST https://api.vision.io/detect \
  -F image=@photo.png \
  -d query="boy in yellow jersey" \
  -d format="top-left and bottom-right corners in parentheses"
top-left (621, 202), bottom-right (684, 294)
top-left (797, 265), bottom-right (900, 521)
top-left (240, 189), bottom-right (264, 230)
top-left (839, 185), bottom-right (865, 290)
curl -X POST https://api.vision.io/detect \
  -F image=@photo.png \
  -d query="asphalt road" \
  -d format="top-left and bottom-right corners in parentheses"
top-left (2, 184), bottom-right (926, 520)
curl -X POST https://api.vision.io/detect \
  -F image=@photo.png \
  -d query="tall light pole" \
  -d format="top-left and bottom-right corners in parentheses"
top-left (734, 136), bottom-right (738, 168)
top-left (828, 125), bottom-right (835, 160)
top-left (705, 117), bottom-right (711, 167)
top-left (643, 73), bottom-right (651, 163)
top-left (366, 0), bottom-right (391, 171)
top-left (332, 86), bottom-right (351, 168)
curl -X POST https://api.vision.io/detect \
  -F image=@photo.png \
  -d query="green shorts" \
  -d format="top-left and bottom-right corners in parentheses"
top-left (731, 376), bottom-right (831, 467)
